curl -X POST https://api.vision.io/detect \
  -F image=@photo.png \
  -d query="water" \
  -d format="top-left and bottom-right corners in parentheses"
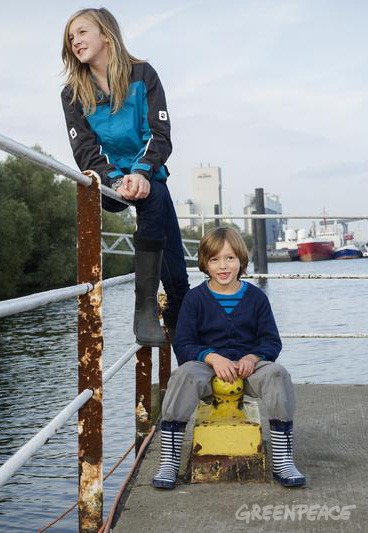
top-left (0, 260), bottom-right (367, 531)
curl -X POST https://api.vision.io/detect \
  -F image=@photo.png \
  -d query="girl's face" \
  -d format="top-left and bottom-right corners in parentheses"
top-left (68, 15), bottom-right (109, 67)
top-left (207, 240), bottom-right (241, 293)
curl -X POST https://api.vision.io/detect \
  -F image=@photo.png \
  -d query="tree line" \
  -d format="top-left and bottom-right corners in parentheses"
top-left (0, 148), bottom-right (252, 300)
top-left (0, 149), bottom-right (134, 299)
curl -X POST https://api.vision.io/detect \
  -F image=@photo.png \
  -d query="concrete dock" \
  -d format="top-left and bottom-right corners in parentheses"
top-left (112, 384), bottom-right (368, 532)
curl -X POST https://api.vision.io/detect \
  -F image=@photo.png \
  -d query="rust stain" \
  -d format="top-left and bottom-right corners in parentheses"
top-left (79, 461), bottom-right (103, 529)
top-left (90, 294), bottom-right (102, 307)
top-left (93, 387), bottom-right (102, 402)
top-left (135, 346), bottom-right (152, 454)
top-left (136, 401), bottom-right (148, 422)
top-left (81, 351), bottom-right (92, 366)
top-left (90, 341), bottom-right (103, 352)
top-left (193, 442), bottom-right (203, 454)
top-left (91, 264), bottom-right (100, 276)
top-left (159, 338), bottom-right (171, 393)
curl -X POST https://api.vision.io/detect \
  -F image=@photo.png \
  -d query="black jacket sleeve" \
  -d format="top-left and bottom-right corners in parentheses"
top-left (130, 63), bottom-right (172, 179)
top-left (61, 86), bottom-right (124, 187)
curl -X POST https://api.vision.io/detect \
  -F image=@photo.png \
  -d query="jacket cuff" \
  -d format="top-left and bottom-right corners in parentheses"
top-left (107, 169), bottom-right (124, 180)
top-left (251, 353), bottom-right (266, 361)
top-left (131, 163), bottom-right (152, 180)
top-left (196, 348), bottom-right (215, 362)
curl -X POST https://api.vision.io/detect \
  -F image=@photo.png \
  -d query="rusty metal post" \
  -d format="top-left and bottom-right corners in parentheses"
top-left (77, 171), bottom-right (103, 532)
top-left (159, 335), bottom-right (171, 406)
top-left (135, 346), bottom-right (152, 455)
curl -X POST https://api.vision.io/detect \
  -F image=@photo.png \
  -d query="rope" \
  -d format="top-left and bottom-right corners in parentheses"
top-left (99, 425), bottom-right (157, 533)
top-left (37, 442), bottom-right (135, 532)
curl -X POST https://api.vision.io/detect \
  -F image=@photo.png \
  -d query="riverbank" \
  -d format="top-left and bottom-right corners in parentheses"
top-left (113, 384), bottom-right (368, 532)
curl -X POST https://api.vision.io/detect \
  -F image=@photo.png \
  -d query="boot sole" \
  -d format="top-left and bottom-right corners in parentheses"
top-left (136, 336), bottom-right (167, 348)
top-left (151, 479), bottom-right (175, 489)
top-left (273, 473), bottom-right (306, 487)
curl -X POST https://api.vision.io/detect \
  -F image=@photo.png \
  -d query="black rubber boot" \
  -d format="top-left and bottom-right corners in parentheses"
top-left (133, 236), bottom-right (167, 347)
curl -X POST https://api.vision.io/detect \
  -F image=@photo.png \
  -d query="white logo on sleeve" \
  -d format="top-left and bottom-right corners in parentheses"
top-left (159, 111), bottom-right (168, 121)
top-left (69, 127), bottom-right (77, 139)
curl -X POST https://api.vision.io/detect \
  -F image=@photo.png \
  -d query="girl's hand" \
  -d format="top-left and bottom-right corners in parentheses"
top-left (205, 353), bottom-right (239, 383)
top-left (116, 173), bottom-right (150, 200)
top-left (236, 354), bottom-right (260, 378)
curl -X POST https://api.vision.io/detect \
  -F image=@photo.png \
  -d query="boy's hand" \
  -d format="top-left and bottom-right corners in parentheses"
top-left (205, 353), bottom-right (239, 383)
top-left (236, 354), bottom-right (261, 379)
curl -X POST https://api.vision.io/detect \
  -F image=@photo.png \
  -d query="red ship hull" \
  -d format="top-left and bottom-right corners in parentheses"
top-left (297, 240), bottom-right (334, 261)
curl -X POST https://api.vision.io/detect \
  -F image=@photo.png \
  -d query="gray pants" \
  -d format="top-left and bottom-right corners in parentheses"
top-left (162, 360), bottom-right (295, 422)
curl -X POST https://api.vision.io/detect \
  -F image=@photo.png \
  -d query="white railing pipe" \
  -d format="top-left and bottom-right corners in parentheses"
top-left (177, 213), bottom-right (368, 220)
top-left (0, 133), bottom-right (130, 205)
top-left (0, 283), bottom-right (93, 318)
top-left (0, 339), bottom-right (142, 488)
top-left (281, 333), bottom-right (368, 338)
top-left (0, 389), bottom-right (93, 488)
top-left (102, 343), bottom-right (141, 384)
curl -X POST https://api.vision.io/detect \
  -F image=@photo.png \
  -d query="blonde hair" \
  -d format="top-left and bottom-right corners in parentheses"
top-left (62, 7), bottom-right (142, 115)
top-left (198, 227), bottom-right (249, 279)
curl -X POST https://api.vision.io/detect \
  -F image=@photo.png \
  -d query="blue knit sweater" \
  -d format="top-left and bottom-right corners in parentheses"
top-left (174, 281), bottom-right (282, 366)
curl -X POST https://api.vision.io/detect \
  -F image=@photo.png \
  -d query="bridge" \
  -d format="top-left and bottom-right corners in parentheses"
top-left (102, 232), bottom-right (200, 261)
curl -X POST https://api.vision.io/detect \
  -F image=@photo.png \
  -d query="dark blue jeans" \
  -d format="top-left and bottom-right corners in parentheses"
top-left (102, 180), bottom-right (189, 327)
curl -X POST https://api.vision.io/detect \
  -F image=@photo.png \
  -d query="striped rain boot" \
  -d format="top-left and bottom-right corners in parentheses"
top-left (152, 420), bottom-right (186, 489)
top-left (270, 419), bottom-right (306, 487)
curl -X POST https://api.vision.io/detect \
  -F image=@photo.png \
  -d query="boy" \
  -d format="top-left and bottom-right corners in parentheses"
top-left (152, 227), bottom-right (305, 489)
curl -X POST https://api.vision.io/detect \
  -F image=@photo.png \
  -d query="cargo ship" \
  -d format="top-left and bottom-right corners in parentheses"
top-left (297, 237), bottom-right (334, 261)
top-left (297, 217), bottom-right (342, 262)
top-left (333, 244), bottom-right (363, 259)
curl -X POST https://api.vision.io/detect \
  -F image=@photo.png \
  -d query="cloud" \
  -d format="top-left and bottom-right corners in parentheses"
top-left (170, 60), bottom-right (244, 101)
top-left (292, 161), bottom-right (368, 181)
top-left (125, 5), bottom-right (193, 41)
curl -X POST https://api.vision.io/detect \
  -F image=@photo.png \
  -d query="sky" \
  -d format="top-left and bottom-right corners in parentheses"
top-left (1, 0), bottom-right (368, 235)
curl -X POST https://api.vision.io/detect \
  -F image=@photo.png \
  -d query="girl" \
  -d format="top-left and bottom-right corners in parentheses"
top-left (61, 7), bottom-right (189, 347)
top-left (153, 227), bottom-right (306, 489)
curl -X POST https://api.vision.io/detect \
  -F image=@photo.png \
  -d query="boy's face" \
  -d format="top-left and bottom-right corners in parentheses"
top-left (207, 240), bottom-right (241, 293)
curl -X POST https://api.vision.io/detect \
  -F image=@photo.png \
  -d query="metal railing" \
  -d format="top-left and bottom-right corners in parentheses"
top-left (0, 275), bottom-right (133, 318)
top-left (0, 336), bottom-right (150, 487)
top-left (0, 134), bottom-right (367, 530)
top-left (102, 231), bottom-right (368, 263)
top-left (0, 133), bottom-right (131, 206)
top-left (102, 231), bottom-right (201, 261)
top-left (0, 134), bottom-right (171, 531)
top-left (0, 274), bottom-right (171, 531)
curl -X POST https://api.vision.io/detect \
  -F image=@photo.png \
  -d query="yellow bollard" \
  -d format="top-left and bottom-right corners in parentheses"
top-left (190, 377), bottom-right (267, 483)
